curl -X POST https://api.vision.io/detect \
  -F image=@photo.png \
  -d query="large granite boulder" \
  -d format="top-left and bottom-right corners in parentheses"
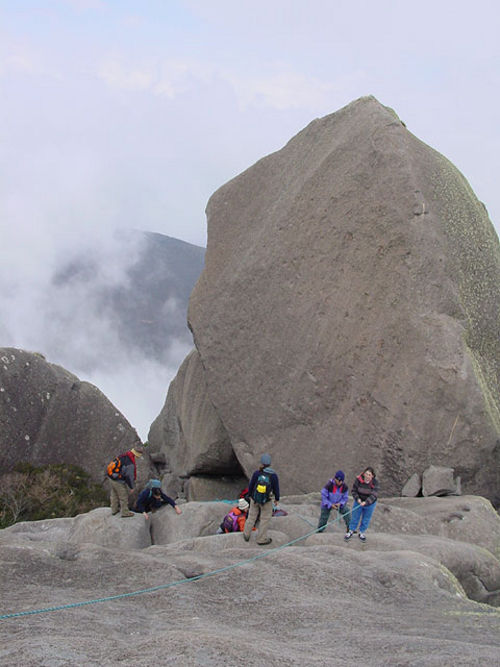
top-left (0, 348), bottom-right (141, 482)
top-left (180, 95), bottom-right (500, 502)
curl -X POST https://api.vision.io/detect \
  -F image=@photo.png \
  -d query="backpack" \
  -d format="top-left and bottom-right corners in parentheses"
top-left (222, 509), bottom-right (240, 533)
top-left (239, 487), bottom-right (251, 505)
top-left (107, 456), bottom-right (123, 480)
top-left (253, 471), bottom-right (271, 504)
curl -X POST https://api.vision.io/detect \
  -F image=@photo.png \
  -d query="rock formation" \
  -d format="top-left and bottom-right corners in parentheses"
top-left (0, 347), bottom-right (143, 482)
top-left (1, 494), bottom-right (499, 663)
top-left (148, 348), bottom-right (246, 499)
top-left (151, 95), bottom-right (500, 504)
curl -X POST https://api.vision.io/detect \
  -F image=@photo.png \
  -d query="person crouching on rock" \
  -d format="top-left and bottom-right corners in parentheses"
top-left (107, 444), bottom-right (144, 518)
top-left (217, 498), bottom-right (249, 534)
top-left (135, 479), bottom-right (182, 520)
top-left (344, 467), bottom-right (378, 542)
top-left (243, 453), bottom-right (280, 546)
top-left (317, 470), bottom-right (350, 533)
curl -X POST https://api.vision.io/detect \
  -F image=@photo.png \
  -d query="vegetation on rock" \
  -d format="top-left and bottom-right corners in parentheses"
top-left (0, 462), bottom-right (108, 528)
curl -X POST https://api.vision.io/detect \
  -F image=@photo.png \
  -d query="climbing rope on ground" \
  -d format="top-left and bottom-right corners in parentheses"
top-left (0, 503), bottom-right (353, 621)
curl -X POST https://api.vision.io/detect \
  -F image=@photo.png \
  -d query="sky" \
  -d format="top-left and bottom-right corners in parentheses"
top-left (1, 0), bottom-right (499, 439)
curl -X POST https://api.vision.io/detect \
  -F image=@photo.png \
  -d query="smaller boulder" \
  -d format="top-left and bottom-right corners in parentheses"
top-left (422, 466), bottom-right (461, 496)
top-left (401, 472), bottom-right (422, 497)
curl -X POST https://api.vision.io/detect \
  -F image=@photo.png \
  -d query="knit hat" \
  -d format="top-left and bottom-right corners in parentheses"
top-left (334, 470), bottom-right (345, 481)
top-left (238, 498), bottom-right (249, 510)
top-left (260, 453), bottom-right (272, 466)
top-left (149, 479), bottom-right (162, 489)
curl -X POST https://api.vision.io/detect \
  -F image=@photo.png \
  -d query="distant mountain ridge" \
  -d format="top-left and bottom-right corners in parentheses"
top-left (53, 230), bottom-right (205, 367)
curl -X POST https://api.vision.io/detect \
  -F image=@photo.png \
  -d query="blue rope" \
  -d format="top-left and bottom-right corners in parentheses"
top-left (0, 505), bottom-right (351, 620)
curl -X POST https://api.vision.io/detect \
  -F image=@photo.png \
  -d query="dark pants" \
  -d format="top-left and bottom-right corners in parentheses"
top-left (317, 504), bottom-right (350, 532)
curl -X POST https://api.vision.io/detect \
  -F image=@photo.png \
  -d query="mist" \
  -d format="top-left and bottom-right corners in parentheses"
top-left (0, 228), bottom-right (196, 439)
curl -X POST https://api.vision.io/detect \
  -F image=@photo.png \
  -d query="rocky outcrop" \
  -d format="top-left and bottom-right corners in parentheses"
top-left (148, 348), bottom-right (245, 498)
top-left (0, 495), bottom-right (499, 663)
top-left (178, 95), bottom-right (500, 502)
top-left (421, 464), bottom-right (461, 496)
top-left (0, 348), bottom-right (142, 481)
top-left (402, 465), bottom-right (462, 496)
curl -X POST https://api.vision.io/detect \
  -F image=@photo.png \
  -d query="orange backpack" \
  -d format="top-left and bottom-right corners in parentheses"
top-left (107, 456), bottom-right (123, 479)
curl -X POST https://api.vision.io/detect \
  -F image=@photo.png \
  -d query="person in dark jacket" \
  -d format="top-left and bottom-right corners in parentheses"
top-left (107, 445), bottom-right (144, 518)
top-left (317, 470), bottom-right (350, 532)
top-left (242, 453), bottom-right (280, 546)
top-left (135, 479), bottom-right (182, 520)
top-left (344, 467), bottom-right (379, 542)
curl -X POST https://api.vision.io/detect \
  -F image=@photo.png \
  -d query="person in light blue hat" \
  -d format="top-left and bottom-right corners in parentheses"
top-left (135, 479), bottom-right (182, 520)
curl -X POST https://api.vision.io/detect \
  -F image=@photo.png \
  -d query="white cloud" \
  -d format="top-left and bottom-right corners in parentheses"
top-left (223, 66), bottom-right (364, 111)
top-left (96, 55), bottom-right (214, 99)
top-left (97, 57), bottom-right (154, 92)
top-left (58, 0), bottom-right (106, 11)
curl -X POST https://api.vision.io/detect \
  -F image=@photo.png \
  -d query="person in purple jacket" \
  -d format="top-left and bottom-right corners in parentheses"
top-left (344, 467), bottom-right (379, 542)
top-left (317, 470), bottom-right (350, 532)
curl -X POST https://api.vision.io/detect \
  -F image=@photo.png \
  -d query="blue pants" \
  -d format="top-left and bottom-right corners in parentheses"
top-left (348, 500), bottom-right (376, 533)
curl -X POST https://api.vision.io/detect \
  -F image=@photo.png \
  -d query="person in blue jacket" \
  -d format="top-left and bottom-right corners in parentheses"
top-left (242, 453), bottom-right (280, 546)
top-left (317, 470), bottom-right (350, 532)
top-left (135, 480), bottom-right (182, 520)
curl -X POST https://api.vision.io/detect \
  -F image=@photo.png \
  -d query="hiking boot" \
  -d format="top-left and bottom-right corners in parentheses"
top-left (257, 538), bottom-right (272, 546)
top-left (243, 533), bottom-right (250, 542)
top-left (121, 511), bottom-right (135, 518)
top-left (359, 532), bottom-right (367, 542)
top-left (344, 530), bottom-right (354, 541)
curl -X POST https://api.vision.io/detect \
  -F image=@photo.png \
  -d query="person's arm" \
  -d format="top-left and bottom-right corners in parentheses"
top-left (339, 485), bottom-right (349, 507)
top-left (160, 491), bottom-right (182, 514)
top-left (320, 484), bottom-right (332, 508)
top-left (122, 460), bottom-right (135, 490)
top-left (237, 513), bottom-right (246, 532)
top-left (351, 477), bottom-right (360, 503)
top-left (135, 489), bottom-right (150, 518)
top-left (272, 474), bottom-right (280, 503)
top-left (247, 471), bottom-right (258, 498)
top-left (364, 478), bottom-right (379, 505)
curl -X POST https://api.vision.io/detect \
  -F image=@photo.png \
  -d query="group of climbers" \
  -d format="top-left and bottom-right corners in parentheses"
top-left (106, 446), bottom-right (378, 543)
top-left (106, 445), bottom-right (182, 519)
top-left (317, 467), bottom-right (379, 542)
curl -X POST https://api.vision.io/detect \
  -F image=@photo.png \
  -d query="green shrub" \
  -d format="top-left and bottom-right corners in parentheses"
top-left (0, 463), bottom-right (108, 529)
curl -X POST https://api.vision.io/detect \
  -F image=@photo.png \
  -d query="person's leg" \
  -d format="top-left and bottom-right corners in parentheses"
top-left (339, 503), bottom-right (350, 530)
top-left (317, 506), bottom-right (331, 532)
top-left (116, 482), bottom-right (132, 516)
top-left (110, 481), bottom-right (119, 514)
top-left (348, 501), bottom-right (362, 532)
top-left (358, 502), bottom-right (376, 533)
top-left (256, 501), bottom-right (273, 544)
top-left (243, 499), bottom-right (259, 540)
